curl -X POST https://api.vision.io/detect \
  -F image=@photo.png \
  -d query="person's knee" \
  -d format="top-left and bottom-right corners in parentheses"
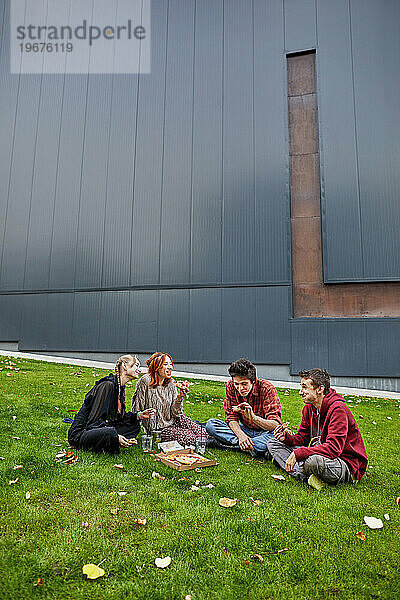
top-left (205, 418), bottom-right (219, 435)
top-left (267, 437), bottom-right (281, 455)
top-left (303, 455), bottom-right (325, 477)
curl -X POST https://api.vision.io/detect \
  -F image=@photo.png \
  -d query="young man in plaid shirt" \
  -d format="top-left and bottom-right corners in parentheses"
top-left (206, 358), bottom-right (282, 456)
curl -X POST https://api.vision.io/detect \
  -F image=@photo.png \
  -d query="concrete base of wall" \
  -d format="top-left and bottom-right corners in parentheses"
top-left (1, 346), bottom-right (399, 396)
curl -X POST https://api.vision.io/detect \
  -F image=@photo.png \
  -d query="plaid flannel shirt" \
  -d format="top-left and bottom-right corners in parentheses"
top-left (224, 378), bottom-right (282, 429)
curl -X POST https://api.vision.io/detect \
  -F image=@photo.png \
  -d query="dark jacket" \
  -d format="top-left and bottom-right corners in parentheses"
top-left (285, 389), bottom-right (368, 480)
top-left (68, 374), bottom-right (139, 445)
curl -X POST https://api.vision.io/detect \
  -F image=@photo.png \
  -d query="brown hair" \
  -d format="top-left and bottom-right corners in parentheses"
top-left (146, 352), bottom-right (173, 388)
top-left (299, 368), bottom-right (331, 394)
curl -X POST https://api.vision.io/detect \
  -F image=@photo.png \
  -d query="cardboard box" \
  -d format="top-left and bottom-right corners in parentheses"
top-left (155, 448), bottom-right (217, 471)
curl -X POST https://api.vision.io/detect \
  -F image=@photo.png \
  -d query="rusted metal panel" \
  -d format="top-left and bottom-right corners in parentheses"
top-left (291, 217), bottom-right (322, 284)
top-left (287, 52), bottom-right (316, 97)
top-left (288, 94), bottom-right (318, 156)
top-left (290, 154), bottom-right (321, 218)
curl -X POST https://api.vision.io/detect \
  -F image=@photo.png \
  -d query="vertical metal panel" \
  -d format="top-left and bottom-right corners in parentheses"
top-left (290, 320), bottom-right (329, 374)
top-left (0, 1), bottom-right (19, 286)
top-left (350, 0), bottom-right (400, 281)
top-left (221, 287), bottom-right (256, 362)
top-left (101, 0), bottom-right (143, 287)
top-left (189, 288), bottom-right (222, 361)
top-left (284, 0), bottom-right (316, 53)
top-left (48, 2), bottom-right (92, 289)
top-left (74, 6), bottom-right (115, 289)
top-left (255, 287), bottom-right (290, 363)
top-left (159, 0), bottom-right (195, 284)
top-left (190, 0), bottom-right (223, 284)
top-left (366, 320), bottom-right (400, 377)
top-left (19, 294), bottom-right (49, 351)
top-left (158, 289), bottom-right (190, 360)
top-left (46, 293), bottom-right (74, 350)
top-left (222, 0), bottom-right (255, 284)
top-left (72, 292), bottom-right (101, 350)
top-left (254, 0), bottom-right (289, 283)
top-left (0, 294), bottom-right (22, 341)
top-left (327, 320), bottom-right (367, 375)
top-left (0, 3), bottom-right (45, 290)
top-left (130, 0), bottom-right (167, 286)
top-left (317, 0), bottom-right (363, 282)
top-left (127, 290), bottom-right (158, 352)
top-left (98, 291), bottom-right (130, 351)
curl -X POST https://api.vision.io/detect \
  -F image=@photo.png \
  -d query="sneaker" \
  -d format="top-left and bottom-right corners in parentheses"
top-left (307, 474), bottom-right (327, 491)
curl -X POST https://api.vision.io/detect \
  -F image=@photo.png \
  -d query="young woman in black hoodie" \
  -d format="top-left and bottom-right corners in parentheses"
top-left (68, 354), bottom-right (154, 454)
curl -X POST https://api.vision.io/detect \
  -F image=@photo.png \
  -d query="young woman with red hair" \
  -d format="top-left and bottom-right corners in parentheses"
top-left (132, 352), bottom-right (209, 446)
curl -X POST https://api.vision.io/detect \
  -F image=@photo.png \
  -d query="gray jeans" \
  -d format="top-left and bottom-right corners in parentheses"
top-left (267, 438), bottom-right (353, 485)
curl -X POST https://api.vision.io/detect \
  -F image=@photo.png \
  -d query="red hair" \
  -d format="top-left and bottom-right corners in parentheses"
top-left (146, 352), bottom-right (173, 388)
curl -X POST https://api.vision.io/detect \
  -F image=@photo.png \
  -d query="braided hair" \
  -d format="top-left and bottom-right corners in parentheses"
top-left (115, 354), bottom-right (138, 415)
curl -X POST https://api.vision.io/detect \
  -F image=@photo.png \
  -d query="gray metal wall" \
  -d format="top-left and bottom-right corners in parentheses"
top-left (0, 0), bottom-right (399, 380)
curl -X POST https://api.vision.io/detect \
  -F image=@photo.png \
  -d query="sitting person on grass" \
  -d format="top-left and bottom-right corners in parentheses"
top-left (68, 354), bottom-right (155, 454)
top-left (206, 358), bottom-right (282, 455)
top-left (267, 368), bottom-right (368, 489)
top-left (132, 352), bottom-right (210, 447)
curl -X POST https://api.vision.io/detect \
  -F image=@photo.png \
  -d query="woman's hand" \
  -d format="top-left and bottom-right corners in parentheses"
top-left (118, 435), bottom-right (137, 447)
top-left (175, 380), bottom-right (190, 399)
top-left (138, 408), bottom-right (156, 420)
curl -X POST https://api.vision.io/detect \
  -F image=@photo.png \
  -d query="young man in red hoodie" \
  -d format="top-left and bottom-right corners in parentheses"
top-left (267, 368), bottom-right (367, 489)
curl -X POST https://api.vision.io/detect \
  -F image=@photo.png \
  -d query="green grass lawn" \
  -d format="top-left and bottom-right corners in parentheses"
top-left (0, 355), bottom-right (399, 600)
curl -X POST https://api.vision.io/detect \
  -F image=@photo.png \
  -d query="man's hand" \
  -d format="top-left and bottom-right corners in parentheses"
top-left (285, 451), bottom-right (297, 472)
top-left (273, 421), bottom-right (290, 442)
top-left (237, 432), bottom-right (254, 452)
top-left (237, 402), bottom-right (256, 424)
top-left (138, 408), bottom-right (156, 420)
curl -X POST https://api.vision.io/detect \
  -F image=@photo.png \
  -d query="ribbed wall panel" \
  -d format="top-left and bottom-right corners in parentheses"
top-left (350, 0), bottom-right (400, 280)
top-left (130, 0), bottom-right (168, 286)
top-left (190, 0), bottom-right (223, 284)
top-left (159, 0), bottom-right (195, 284)
top-left (284, 0), bottom-right (316, 53)
top-left (317, 0), bottom-right (363, 281)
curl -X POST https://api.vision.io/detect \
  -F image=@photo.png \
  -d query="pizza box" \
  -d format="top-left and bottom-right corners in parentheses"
top-left (155, 448), bottom-right (217, 471)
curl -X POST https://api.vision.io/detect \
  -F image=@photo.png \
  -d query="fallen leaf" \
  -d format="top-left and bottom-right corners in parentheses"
top-left (384, 514), bottom-right (389, 521)
top-left (55, 452), bottom-right (66, 459)
top-left (356, 531), bottom-right (366, 540)
top-left (219, 497), bottom-right (237, 508)
top-left (277, 548), bottom-right (289, 554)
top-left (11, 436), bottom-right (20, 440)
top-left (249, 497), bottom-right (263, 505)
top-left (195, 480), bottom-right (200, 486)
top-left (184, 595), bottom-right (193, 600)
top-left (0, 457), bottom-right (5, 460)
top-left (243, 559), bottom-right (251, 566)
top-left (82, 563), bottom-right (105, 579)
top-left (251, 554), bottom-right (264, 562)
top-left (271, 474), bottom-right (285, 481)
top-left (202, 483), bottom-right (215, 489)
top-left (116, 491), bottom-right (128, 496)
top-left (81, 521), bottom-right (89, 528)
top-left (25, 491), bottom-right (31, 500)
top-left (190, 485), bottom-right (200, 491)
top-left (364, 516), bottom-right (383, 529)
top-left (13, 465), bottom-right (23, 470)
top-left (134, 518), bottom-right (147, 526)
top-left (113, 464), bottom-right (124, 469)
top-left (396, 497), bottom-right (400, 505)
top-left (152, 471), bottom-right (165, 480)
top-left (110, 508), bottom-right (119, 515)
top-left (155, 556), bottom-right (171, 569)
top-left (8, 478), bottom-right (19, 485)
top-left (33, 578), bottom-right (43, 586)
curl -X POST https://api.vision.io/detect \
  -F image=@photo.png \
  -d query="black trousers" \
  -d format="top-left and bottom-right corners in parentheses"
top-left (75, 422), bottom-right (141, 455)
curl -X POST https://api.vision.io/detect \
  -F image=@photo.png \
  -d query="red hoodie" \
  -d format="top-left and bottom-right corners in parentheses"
top-left (285, 389), bottom-right (368, 480)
